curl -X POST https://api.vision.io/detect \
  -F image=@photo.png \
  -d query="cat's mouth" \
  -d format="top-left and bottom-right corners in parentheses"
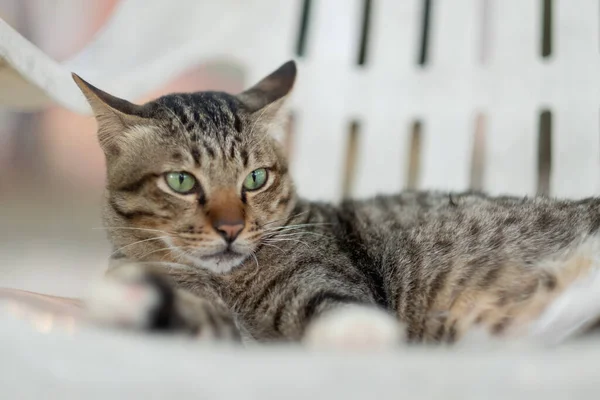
top-left (201, 249), bottom-right (243, 261)
top-left (179, 246), bottom-right (250, 273)
top-left (192, 248), bottom-right (248, 273)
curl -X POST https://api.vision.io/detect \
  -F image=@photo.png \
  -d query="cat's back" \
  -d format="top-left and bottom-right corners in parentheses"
top-left (336, 190), bottom-right (502, 233)
top-left (332, 190), bottom-right (599, 261)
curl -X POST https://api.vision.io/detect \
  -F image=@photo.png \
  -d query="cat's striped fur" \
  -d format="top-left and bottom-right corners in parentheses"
top-left (75, 61), bottom-right (600, 348)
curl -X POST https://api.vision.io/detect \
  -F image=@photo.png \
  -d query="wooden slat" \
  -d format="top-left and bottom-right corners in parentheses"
top-left (353, 0), bottom-right (420, 196)
top-left (238, 0), bottom-right (302, 85)
top-left (291, 0), bottom-right (364, 201)
top-left (482, 0), bottom-right (541, 195)
top-left (552, 106), bottom-right (600, 197)
top-left (550, 1), bottom-right (600, 197)
top-left (484, 108), bottom-right (538, 195)
top-left (420, 112), bottom-right (474, 191)
top-left (486, 0), bottom-right (539, 67)
top-left (419, 0), bottom-right (479, 191)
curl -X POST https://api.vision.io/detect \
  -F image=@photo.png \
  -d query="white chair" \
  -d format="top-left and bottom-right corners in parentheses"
top-left (1, 0), bottom-right (598, 202)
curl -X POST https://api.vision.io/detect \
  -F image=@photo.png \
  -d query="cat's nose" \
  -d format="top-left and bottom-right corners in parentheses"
top-left (213, 220), bottom-right (244, 243)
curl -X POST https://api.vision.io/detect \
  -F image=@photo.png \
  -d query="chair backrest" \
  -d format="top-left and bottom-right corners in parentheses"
top-left (229, 0), bottom-right (600, 202)
top-left (2, 0), bottom-right (597, 202)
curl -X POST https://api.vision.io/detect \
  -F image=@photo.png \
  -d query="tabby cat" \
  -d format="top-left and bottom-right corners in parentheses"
top-left (74, 61), bottom-right (600, 348)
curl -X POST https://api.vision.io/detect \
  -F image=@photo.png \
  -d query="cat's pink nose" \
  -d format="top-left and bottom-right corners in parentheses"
top-left (214, 221), bottom-right (244, 243)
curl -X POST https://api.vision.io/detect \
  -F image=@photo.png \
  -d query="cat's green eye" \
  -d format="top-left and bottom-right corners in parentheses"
top-left (243, 168), bottom-right (268, 191)
top-left (165, 172), bottom-right (196, 193)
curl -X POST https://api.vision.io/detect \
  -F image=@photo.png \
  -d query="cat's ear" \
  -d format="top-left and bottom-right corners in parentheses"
top-left (236, 60), bottom-right (296, 116)
top-left (72, 73), bottom-right (149, 152)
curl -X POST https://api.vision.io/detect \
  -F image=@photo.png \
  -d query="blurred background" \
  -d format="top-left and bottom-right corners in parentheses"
top-left (0, 0), bottom-right (245, 296)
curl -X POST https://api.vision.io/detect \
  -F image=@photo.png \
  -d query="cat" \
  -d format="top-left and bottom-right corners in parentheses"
top-left (73, 60), bottom-right (600, 349)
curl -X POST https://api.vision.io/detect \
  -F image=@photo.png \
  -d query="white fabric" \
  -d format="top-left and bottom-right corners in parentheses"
top-left (2, 306), bottom-right (600, 399)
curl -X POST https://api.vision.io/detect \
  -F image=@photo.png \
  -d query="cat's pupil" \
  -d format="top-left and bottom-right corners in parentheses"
top-left (251, 171), bottom-right (257, 182)
top-left (178, 173), bottom-right (184, 185)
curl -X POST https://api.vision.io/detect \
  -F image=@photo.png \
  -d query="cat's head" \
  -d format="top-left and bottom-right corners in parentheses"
top-left (74, 61), bottom-right (297, 273)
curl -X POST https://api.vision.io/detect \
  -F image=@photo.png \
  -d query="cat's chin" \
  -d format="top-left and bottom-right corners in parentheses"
top-left (183, 250), bottom-right (248, 274)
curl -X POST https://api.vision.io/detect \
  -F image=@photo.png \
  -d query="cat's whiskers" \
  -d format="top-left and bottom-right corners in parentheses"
top-left (162, 244), bottom-right (206, 265)
top-left (263, 222), bottom-right (331, 231)
top-left (262, 227), bottom-right (329, 238)
top-left (111, 236), bottom-right (172, 255)
top-left (163, 246), bottom-right (185, 262)
top-left (95, 226), bottom-right (174, 235)
top-left (136, 245), bottom-right (175, 260)
top-left (262, 225), bottom-right (332, 240)
top-left (265, 231), bottom-right (329, 240)
top-left (261, 211), bottom-right (310, 227)
top-left (259, 242), bottom-right (286, 253)
top-left (244, 232), bottom-right (264, 242)
top-left (263, 237), bottom-right (310, 248)
top-left (241, 222), bottom-right (332, 245)
top-left (250, 251), bottom-right (259, 268)
top-left (264, 223), bottom-right (330, 232)
top-left (176, 236), bottom-right (208, 244)
top-left (245, 227), bottom-right (309, 242)
top-left (260, 211), bottom-right (309, 228)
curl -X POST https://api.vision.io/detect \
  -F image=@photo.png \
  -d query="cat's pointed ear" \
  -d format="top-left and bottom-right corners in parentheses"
top-left (236, 60), bottom-right (296, 115)
top-left (72, 73), bottom-right (148, 151)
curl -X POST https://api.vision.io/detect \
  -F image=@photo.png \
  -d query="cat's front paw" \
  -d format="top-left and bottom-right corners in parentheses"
top-left (85, 264), bottom-right (165, 330)
top-left (85, 264), bottom-right (240, 342)
top-left (302, 305), bottom-right (405, 351)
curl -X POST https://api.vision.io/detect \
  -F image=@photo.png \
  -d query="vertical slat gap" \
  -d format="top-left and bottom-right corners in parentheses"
top-left (295, 0), bottom-right (312, 57)
top-left (406, 120), bottom-right (423, 189)
top-left (357, 0), bottom-right (373, 66)
top-left (417, 0), bottom-right (433, 66)
top-left (537, 110), bottom-right (552, 195)
top-left (541, 0), bottom-right (553, 58)
top-left (341, 120), bottom-right (361, 199)
top-left (470, 113), bottom-right (486, 191)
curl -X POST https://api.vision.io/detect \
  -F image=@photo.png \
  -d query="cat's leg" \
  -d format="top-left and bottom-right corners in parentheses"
top-left (86, 261), bottom-right (241, 342)
top-left (302, 304), bottom-right (405, 350)
top-left (302, 234), bottom-right (600, 350)
top-left (212, 260), bottom-right (407, 349)
top-left (527, 235), bottom-right (600, 345)
top-left (95, 259), bottom-right (406, 349)
top-left (452, 234), bottom-right (600, 347)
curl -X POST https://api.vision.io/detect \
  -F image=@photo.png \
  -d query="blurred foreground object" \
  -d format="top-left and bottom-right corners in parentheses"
top-left (0, 288), bottom-right (83, 328)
